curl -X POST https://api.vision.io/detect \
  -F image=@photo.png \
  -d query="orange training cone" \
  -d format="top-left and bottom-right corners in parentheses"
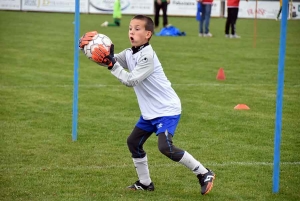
top-left (234, 104), bottom-right (250, 110)
top-left (216, 68), bottom-right (225, 80)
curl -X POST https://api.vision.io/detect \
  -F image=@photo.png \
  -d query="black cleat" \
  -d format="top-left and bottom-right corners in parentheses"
top-left (127, 180), bottom-right (155, 191)
top-left (197, 169), bottom-right (215, 195)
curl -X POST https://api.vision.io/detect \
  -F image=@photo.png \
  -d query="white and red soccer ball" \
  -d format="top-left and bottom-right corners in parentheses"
top-left (83, 33), bottom-right (113, 60)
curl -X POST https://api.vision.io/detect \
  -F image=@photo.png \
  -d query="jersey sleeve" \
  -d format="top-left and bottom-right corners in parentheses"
top-left (110, 53), bottom-right (154, 87)
top-left (114, 49), bottom-right (128, 69)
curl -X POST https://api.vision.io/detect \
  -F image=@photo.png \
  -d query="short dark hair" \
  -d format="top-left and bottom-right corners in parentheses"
top-left (132, 15), bottom-right (154, 39)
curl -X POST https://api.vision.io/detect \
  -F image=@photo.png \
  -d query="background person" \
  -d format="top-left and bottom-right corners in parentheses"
top-left (154, 0), bottom-right (171, 28)
top-left (198, 0), bottom-right (213, 37)
top-left (225, 0), bottom-right (248, 38)
top-left (101, 0), bottom-right (121, 27)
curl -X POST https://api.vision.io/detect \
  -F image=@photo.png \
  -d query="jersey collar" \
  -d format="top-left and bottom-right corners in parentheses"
top-left (131, 42), bottom-right (149, 54)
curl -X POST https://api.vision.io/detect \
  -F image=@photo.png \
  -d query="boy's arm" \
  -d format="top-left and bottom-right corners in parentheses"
top-left (110, 53), bottom-right (154, 87)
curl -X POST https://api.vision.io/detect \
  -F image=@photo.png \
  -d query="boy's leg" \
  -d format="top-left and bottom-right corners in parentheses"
top-left (155, 115), bottom-right (215, 195)
top-left (157, 132), bottom-right (215, 195)
top-left (127, 126), bottom-right (153, 187)
top-left (158, 133), bottom-right (208, 174)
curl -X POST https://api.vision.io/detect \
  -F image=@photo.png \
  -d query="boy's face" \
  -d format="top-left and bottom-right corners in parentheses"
top-left (128, 19), bottom-right (152, 47)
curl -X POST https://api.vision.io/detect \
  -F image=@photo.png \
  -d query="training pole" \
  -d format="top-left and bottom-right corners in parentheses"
top-left (72, 0), bottom-right (80, 141)
top-left (253, 0), bottom-right (258, 48)
top-left (272, 0), bottom-right (288, 193)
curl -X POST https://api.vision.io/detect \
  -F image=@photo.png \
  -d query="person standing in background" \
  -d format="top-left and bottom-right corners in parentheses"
top-left (276, 0), bottom-right (293, 21)
top-left (276, 0), bottom-right (283, 20)
top-left (101, 0), bottom-right (122, 27)
top-left (276, 0), bottom-right (291, 20)
top-left (154, 0), bottom-right (171, 28)
top-left (198, 0), bottom-right (213, 37)
top-left (225, 0), bottom-right (248, 38)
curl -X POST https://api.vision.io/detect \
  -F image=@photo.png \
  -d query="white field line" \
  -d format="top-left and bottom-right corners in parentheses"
top-left (84, 161), bottom-right (300, 170)
top-left (1, 83), bottom-right (295, 89)
top-left (84, 161), bottom-right (300, 171)
top-left (27, 161), bottom-right (300, 171)
top-left (65, 162), bottom-right (300, 170)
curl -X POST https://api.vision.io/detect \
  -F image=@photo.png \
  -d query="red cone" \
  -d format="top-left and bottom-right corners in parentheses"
top-left (216, 68), bottom-right (225, 80)
top-left (234, 104), bottom-right (250, 110)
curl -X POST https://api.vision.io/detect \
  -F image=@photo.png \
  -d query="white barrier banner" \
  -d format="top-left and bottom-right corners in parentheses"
top-left (0, 0), bottom-right (21, 10)
top-left (22, 0), bottom-right (89, 13)
top-left (235, 1), bottom-right (300, 19)
top-left (89, 0), bottom-right (154, 15)
top-left (211, 1), bottom-right (222, 17)
top-left (168, 0), bottom-right (221, 17)
top-left (232, 1), bottom-right (292, 19)
top-left (167, 0), bottom-right (197, 16)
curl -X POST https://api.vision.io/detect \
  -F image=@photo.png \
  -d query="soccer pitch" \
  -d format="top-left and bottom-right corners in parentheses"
top-left (0, 11), bottom-right (299, 201)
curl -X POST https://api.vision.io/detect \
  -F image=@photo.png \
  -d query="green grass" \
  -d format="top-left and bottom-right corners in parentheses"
top-left (1, 11), bottom-right (300, 201)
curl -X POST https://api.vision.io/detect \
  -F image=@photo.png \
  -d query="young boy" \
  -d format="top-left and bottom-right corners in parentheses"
top-left (79, 15), bottom-right (215, 195)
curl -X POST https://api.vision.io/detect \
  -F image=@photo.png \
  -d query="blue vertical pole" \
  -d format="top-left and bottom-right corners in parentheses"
top-left (272, 0), bottom-right (288, 193)
top-left (72, 0), bottom-right (80, 141)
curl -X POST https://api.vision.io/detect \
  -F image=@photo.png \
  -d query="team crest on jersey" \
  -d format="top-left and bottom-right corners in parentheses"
top-left (142, 57), bottom-right (148, 63)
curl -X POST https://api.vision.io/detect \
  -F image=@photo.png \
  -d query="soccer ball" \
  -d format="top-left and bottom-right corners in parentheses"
top-left (83, 33), bottom-right (113, 60)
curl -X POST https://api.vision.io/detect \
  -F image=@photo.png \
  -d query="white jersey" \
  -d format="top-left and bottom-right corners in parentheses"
top-left (111, 44), bottom-right (181, 120)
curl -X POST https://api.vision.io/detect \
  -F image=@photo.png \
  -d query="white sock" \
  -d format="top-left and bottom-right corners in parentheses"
top-left (132, 155), bottom-right (151, 186)
top-left (178, 151), bottom-right (208, 175)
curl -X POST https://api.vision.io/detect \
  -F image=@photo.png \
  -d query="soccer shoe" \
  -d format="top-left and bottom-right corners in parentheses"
top-left (101, 21), bottom-right (108, 27)
top-left (197, 169), bottom-right (215, 195)
top-left (127, 180), bottom-right (155, 191)
top-left (225, 34), bottom-right (230, 38)
top-left (198, 33), bottom-right (204, 37)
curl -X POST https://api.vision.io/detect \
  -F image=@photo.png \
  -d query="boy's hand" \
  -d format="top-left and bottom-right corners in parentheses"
top-left (79, 31), bottom-right (98, 49)
top-left (92, 44), bottom-right (116, 69)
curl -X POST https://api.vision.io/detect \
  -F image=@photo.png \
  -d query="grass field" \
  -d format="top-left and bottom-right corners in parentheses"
top-left (0, 11), bottom-right (300, 201)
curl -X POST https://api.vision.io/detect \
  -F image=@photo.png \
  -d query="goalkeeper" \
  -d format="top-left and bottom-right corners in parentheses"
top-left (101, 0), bottom-right (121, 27)
top-left (79, 15), bottom-right (215, 195)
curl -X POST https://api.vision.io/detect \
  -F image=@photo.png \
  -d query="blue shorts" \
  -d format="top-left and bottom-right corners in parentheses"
top-left (135, 115), bottom-right (181, 136)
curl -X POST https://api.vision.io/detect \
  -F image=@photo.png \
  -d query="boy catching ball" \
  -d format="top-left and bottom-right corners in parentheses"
top-left (79, 15), bottom-right (215, 195)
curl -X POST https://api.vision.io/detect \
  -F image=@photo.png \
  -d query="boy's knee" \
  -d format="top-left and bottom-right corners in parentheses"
top-left (127, 135), bottom-right (135, 147)
top-left (158, 143), bottom-right (169, 156)
top-left (158, 133), bottom-right (184, 162)
top-left (158, 143), bottom-right (183, 162)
